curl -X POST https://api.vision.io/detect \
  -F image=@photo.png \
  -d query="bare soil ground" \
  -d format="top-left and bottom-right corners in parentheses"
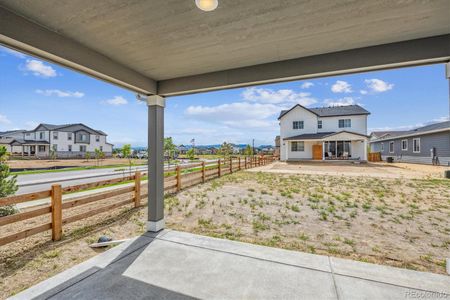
top-left (7, 158), bottom-right (146, 169)
top-left (253, 161), bottom-right (447, 179)
top-left (1, 168), bottom-right (449, 298)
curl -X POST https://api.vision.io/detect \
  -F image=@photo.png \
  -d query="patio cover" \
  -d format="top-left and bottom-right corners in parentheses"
top-left (0, 0), bottom-right (449, 231)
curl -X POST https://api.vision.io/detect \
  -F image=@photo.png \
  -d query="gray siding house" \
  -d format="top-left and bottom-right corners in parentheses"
top-left (370, 121), bottom-right (450, 165)
top-left (0, 123), bottom-right (114, 158)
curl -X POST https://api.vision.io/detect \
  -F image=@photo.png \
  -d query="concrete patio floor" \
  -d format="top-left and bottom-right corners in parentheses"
top-left (11, 230), bottom-right (450, 300)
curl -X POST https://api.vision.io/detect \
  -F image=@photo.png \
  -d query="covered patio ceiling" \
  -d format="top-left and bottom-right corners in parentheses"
top-left (1, 0), bottom-right (449, 96)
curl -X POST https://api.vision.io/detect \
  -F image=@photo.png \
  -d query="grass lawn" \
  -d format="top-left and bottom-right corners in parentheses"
top-left (2, 170), bottom-right (449, 297)
top-left (167, 171), bottom-right (450, 274)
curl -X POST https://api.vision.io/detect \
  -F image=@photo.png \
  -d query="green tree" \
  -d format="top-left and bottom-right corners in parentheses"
top-left (49, 149), bottom-right (57, 160)
top-left (164, 137), bottom-right (176, 160)
top-left (122, 144), bottom-right (133, 175)
top-left (0, 146), bottom-right (19, 216)
top-left (244, 144), bottom-right (253, 156)
top-left (218, 142), bottom-right (233, 158)
top-left (94, 148), bottom-right (104, 166)
top-left (186, 148), bottom-right (195, 160)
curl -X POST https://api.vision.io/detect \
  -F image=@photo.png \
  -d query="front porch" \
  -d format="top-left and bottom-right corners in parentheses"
top-left (11, 230), bottom-right (450, 300)
top-left (284, 131), bottom-right (368, 161)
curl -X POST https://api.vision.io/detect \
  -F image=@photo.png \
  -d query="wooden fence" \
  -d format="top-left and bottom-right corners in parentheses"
top-left (0, 156), bottom-right (275, 247)
top-left (368, 152), bottom-right (382, 162)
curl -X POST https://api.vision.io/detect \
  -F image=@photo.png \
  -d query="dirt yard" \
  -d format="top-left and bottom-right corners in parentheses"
top-left (7, 158), bottom-right (146, 169)
top-left (254, 161), bottom-right (448, 179)
top-left (1, 168), bottom-right (449, 298)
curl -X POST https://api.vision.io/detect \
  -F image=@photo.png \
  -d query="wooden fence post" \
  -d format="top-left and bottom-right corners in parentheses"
top-left (202, 161), bottom-right (205, 183)
top-left (176, 165), bottom-right (181, 192)
top-left (238, 157), bottom-right (241, 170)
top-left (51, 184), bottom-right (62, 241)
top-left (134, 171), bottom-right (141, 207)
top-left (218, 159), bottom-right (221, 177)
top-left (230, 157), bottom-right (233, 173)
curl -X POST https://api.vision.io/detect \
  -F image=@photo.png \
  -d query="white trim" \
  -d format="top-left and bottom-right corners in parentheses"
top-left (147, 95), bottom-right (165, 107)
top-left (413, 138), bottom-right (421, 153)
top-left (147, 219), bottom-right (165, 232)
top-left (389, 141), bottom-right (394, 153)
top-left (401, 139), bottom-right (408, 151)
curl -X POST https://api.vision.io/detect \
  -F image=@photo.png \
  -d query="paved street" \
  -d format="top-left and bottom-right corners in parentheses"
top-left (14, 160), bottom-right (217, 194)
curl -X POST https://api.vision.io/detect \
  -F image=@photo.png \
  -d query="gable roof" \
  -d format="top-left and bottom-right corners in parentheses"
top-left (278, 104), bottom-right (370, 119)
top-left (370, 121), bottom-right (450, 142)
top-left (32, 123), bottom-right (107, 136)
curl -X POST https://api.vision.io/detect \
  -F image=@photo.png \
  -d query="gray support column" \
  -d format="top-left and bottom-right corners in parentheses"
top-left (147, 95), bottom-right (165, 232)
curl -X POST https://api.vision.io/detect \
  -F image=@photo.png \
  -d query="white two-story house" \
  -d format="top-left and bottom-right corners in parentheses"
top-left (0, 123), bottom-right (113, 158)
top-left (279, 104), bottom-right (370, 161)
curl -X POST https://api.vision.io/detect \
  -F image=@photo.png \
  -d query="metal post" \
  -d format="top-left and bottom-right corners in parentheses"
top-left (147, 95), bottom-right (165, 232)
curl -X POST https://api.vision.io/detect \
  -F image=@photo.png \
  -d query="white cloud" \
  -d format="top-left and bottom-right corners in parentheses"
top-left (364, 79), bottom-right (393, 93)
top-left (323, 97), bottom-right (357, 107)
top-left (102, 96), bottom-right (128, 106)
top-left (300, 82), bottom-right (314, 89)
top-left (24, 59), bottom-right (57, 77)
top-left (360, 90), bottom-right (368, 95)
top-left (369, 116), bottom-right (449, 132)
top-left (331, 80), bottom-right (352, 93)
top-left (241, 87), bottom-right (317, 106)
top-left (0, 114), bottom-right (11, 125)
top-left (185, 102), bottom-right (281, 129)
top-left (36, 89), bottom-right (84, 98)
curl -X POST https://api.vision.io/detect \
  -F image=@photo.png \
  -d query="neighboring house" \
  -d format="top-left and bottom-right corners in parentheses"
top-left (369, 121), bottom-right (450, 165)
top-left (0, 123), bottom-right (113, 158)
top-left (279, 104), bottom-right (370, 161)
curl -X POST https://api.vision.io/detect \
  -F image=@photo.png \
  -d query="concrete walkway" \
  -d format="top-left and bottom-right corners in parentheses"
top-left (10, 230), bottom-right (450, 300)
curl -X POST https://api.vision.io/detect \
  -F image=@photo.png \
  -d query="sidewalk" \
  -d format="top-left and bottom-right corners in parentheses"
top-left (10, 230), bottom-right (450, 300)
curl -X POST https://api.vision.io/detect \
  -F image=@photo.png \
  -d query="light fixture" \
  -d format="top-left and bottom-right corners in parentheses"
top-left (195, 0), bottom-right (218, 11)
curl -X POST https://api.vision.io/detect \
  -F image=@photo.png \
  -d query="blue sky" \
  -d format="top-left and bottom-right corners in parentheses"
top-left (0, 45), bottom-right (449, 147)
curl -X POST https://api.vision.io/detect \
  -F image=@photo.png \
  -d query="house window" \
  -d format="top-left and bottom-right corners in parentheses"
top-left (381, 143), bottom-right (384, 152)
top-left (68, 133), bottom-right (72, 141)
top-left (79, 134), bottom-right (88, 142)
top-left (401, 139), bottom-right (408, 151)
top-left (293, 121), bottom-right (304, 129)
top-left (99, 146), bottom-right (103, 151)
top-left (38, 145), bottom-right (46, 152)
top-left (68, 145), bottom-right (72, 152)
top-left (96, 135), bottom-right (100, 142)
top-left (80, 145), bottom-right (87, 152)
top-left (389, 141), bottom-right (394, 153)
top-left (291, 141), bottom-right (304, 152)
top-left (52, 144), bottom-right (57, 151)
top-left (318, 120), bottom-right (322, 129)
top-left (338, 119), bottom-right (351, 128)
top-left (413, 138), bottom-right (420, 153)
top-left (53, 131), bottom-right (58, 140)
top-left (39, 132), bottom-right (44, 139)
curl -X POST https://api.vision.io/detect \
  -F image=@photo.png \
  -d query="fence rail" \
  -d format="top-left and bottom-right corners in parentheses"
top-left (0, 155), bottom-right (275, 247)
